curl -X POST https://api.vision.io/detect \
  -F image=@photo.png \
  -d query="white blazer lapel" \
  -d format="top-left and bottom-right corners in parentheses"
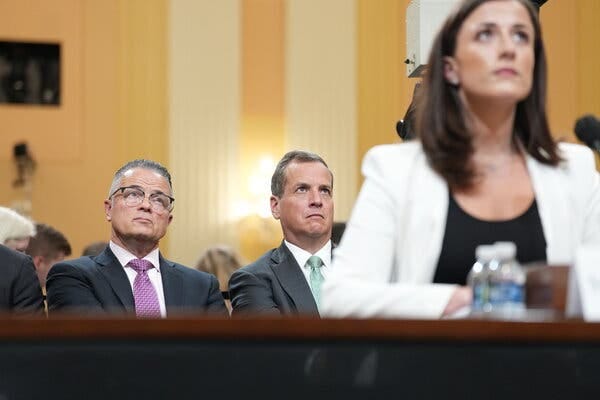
top-left (397, 151), bottom-right (448, 283)
top-left (527, 155), bottom-right (573, 264)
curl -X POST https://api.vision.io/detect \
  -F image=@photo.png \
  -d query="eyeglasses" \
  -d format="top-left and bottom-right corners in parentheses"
top-left (110, 186), bottom-right (175, 213)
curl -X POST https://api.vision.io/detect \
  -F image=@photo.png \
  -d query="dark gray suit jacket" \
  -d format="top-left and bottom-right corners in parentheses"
top-left (0, 244), bottom-right (44, 314)
top-left (46, 247), bottom-right (228, 317)
top-left (229, 242), bottom-right (320, 317)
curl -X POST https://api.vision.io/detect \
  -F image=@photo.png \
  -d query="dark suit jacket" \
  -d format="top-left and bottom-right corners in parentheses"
top-left (46, 247), bottom-right (228, 317)
top-left (0, 244), bottom-right (44, 314)
top-left (229, 242), bottom-right (320, 317)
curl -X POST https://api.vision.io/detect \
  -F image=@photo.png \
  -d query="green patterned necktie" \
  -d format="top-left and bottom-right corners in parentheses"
top-left (306, 255), bottom-right (325, 309)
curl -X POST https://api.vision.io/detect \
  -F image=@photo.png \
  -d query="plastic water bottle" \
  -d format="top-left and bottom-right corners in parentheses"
top-left (467, 244), bottom-right (495, 315)
top-left (488, 241), bottom-right (526, 319)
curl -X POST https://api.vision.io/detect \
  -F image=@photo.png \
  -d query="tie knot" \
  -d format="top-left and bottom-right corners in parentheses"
top-left (128, 259), bottom-right (154, 273)
top-left (306, 255), bottom-right (324, 270)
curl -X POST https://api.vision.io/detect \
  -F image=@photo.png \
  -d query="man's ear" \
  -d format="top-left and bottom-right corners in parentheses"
top-left (443, 56), bottom-right (460, 86)
top-left (270, 196), bottom-right (281, 220)
top-left (32, 255), bottom-right (44, 270)
top-left (104, 199), bottom-right (112, 221)
top-left (168, 214), bottom-right (173, 224)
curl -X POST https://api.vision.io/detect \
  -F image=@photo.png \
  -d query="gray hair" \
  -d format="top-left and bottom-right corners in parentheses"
top-left (271, 150), bottom-right (332, 197)
top-left (108, 159), bottom-right (173, 198)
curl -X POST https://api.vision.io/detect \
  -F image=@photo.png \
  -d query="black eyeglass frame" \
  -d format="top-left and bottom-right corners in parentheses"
top-left (109, 185), bottom-right (175, 212)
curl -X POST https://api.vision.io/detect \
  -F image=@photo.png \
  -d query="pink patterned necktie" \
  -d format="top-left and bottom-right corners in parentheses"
top-left (128, 259), bottom-right (161, 318)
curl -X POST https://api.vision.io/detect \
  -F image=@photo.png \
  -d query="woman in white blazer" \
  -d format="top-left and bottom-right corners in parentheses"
top-left (322, 0), bottom-right (600, 319)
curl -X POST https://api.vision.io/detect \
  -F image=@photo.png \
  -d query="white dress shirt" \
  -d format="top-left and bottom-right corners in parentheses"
top-left (284, 240), bottom-right (332, 287)
top-left (109, 241), bottom-right (167, 317)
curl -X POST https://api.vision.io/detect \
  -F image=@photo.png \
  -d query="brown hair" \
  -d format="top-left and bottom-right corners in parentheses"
top-left (417, 0), bottom-right (561, 189)
top-left (271, 150), bottom-right (332, 197)
top-left (26, 223), bottom-right (72, 259)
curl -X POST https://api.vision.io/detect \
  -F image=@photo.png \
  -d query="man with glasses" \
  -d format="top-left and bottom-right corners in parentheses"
top-left (46, 159), bottom-right (228, 317)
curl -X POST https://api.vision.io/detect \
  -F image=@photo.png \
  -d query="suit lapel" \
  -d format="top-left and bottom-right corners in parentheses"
top-left (96, 248), bottom-right (135, 312)
top-left (270, 243), bottom-right (319, 314)
top-left (159, 255), bottom-right (184, 312)
top-left (527, 154), bottom-right (571, 264)
top-left (398, 149), bottom-right (448, 284)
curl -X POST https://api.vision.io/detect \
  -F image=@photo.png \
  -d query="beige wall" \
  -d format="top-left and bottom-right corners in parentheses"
top-left (167, 0), bottom-right (241, 266)
top-left (286, 0), bottom-right (358, 223)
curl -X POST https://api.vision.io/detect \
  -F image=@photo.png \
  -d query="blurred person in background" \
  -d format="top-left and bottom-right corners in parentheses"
top-left (0, 244), bottom-right (44, 314)
top-left (81, 241), bottom-right (108, 257)
top-left (25, 223), bottom-right (72, 293)
top-left (195, 245), bottom-right (244, 313)
top-left (0, 206), bottom-right (36, 252)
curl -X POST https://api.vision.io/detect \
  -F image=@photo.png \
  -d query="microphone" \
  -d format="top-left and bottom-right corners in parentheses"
top-left (396, 120), bottom-right (407, 140)
top-left (396, 82), bottom-right (421, 141)
top-left (574, 115), bottom-right (600, 154)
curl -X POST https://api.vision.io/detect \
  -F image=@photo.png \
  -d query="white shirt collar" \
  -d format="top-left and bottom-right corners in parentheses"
top-left (109, 241), bottom-right (161, 272)
top-left (284, 240), bottom-right (332, 269)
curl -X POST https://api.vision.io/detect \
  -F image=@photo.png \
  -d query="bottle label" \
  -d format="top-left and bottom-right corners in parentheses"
top-left (489, 282), bottom-right (524, 308)
top-left (472, 283), bottom-right (488, 311)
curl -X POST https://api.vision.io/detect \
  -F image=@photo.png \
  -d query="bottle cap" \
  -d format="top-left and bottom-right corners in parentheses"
top-left (494, 241), bottom-right (517, 259)
top-left (475, 244), bottom-right (496, 261)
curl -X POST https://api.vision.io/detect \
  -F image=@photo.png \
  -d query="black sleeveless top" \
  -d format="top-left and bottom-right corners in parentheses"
top-left (432, 192), bottom-right (547, 285)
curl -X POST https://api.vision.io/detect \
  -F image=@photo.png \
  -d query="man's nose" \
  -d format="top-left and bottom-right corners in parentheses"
top-left (139, 195), bottom-right (153, 210)
top-left (308, 190), bottom-right (323, 206)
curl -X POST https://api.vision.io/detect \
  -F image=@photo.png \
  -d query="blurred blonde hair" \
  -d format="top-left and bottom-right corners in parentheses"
top-left (195, 245), bottom-right (243, 291)
top-left (0, 206), bottom-right (36, 244)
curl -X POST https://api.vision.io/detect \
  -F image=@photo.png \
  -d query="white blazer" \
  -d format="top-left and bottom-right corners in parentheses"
top-left (322, 141), bottom-right (600, 319)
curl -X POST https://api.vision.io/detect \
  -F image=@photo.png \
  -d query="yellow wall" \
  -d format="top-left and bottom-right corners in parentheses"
top-left (543, 0), bottom-right (600, 139)
top-left (239, 0), bottom-right (286, 261)
top-left (576, 1), bottom-right (600, 114)
top-left (117, 0), bottom-right (168, 166)
top-left (574, 0), bottom-right (600, 165)
top-left (357, 0), bottom-right (413, 185)
top-left (0, 0), bottom-right (167, 256)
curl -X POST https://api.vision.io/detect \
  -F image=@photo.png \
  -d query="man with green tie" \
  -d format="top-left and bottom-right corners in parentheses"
top-left (229, 150), bottom-right (335, 316)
